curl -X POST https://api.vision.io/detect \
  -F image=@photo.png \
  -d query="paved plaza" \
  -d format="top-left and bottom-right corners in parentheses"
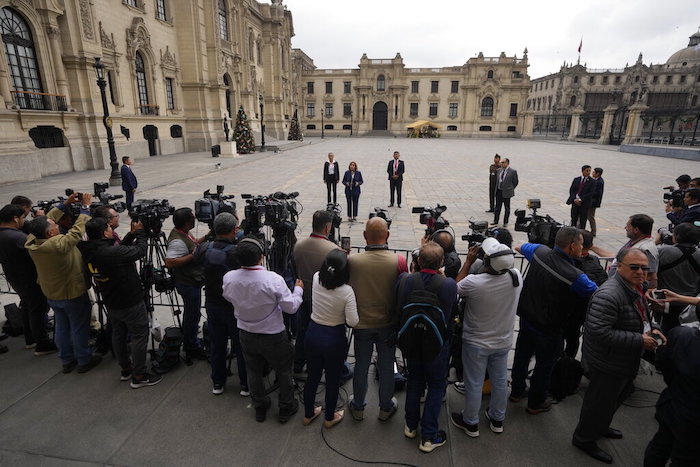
top-left (0, 138), bottom-right (697, 466)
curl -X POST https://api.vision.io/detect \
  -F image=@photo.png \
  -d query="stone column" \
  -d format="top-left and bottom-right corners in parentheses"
top-left (521, 110), bottom-right (534, 138)
top-left (46, 24), bottom-right (71, 109)
top-left (597, 104), bottom-right (618, 145)
top-left (568, 107), bottom-right (585, 141)
top-left (622, 102), bottom-right (649, 144)
top-left (0, 56), bottom-right (13, 108)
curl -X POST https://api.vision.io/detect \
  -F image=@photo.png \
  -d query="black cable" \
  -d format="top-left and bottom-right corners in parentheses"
top-left (320, 424), bottom-right (420, 467)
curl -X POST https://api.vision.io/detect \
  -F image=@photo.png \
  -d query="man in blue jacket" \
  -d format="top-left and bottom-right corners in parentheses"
top-left (120, 156), bottom-right (138, 208)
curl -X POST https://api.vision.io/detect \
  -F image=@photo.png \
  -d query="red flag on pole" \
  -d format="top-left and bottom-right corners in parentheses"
top-left (578, 38), bottom-right (583, 53)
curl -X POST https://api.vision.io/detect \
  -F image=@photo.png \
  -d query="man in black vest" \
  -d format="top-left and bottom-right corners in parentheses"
top-left (165, 208), bottom-right (208, 360)
top-left (323, 152), bottom-right (340, 204)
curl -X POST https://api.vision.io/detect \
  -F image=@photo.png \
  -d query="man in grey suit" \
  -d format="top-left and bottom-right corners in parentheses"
top-left (493, 158), bottom-right (518, 227)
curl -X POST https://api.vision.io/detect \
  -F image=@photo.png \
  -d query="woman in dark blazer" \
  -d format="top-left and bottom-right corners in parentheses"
top-left (342, 161), bottom-right (363, 222)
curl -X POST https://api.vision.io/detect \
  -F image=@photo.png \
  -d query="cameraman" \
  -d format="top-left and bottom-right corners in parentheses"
top-left (666, 188), bottom-right (700, 227)
top-left (79, 217), bottom-right (161, 388)
top-left (510, 227), bottom-right (598, 414)
top-left (164, 207), bottom-right (208, 360)
top-left (430, 230), bottom-right (461, 279)
top-left (25, 192), bottom-right (102, 374)
top-left (194, 212), bottom-right (248, 396)
top-left (655, 223), bottom-right (700, 334)
top-left (92, 205), bottom-right (123, 244)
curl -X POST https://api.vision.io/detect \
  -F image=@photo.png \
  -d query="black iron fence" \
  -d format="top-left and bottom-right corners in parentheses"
top-left (11, 90), bottom-right (67, 111)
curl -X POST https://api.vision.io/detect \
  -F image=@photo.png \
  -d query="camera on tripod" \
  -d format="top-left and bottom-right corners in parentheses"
top-left (240, 192), bottom-right (299, 235)
top-left (412, 203), bottom-right (448, 236)
top-left (129, 199), bottom-right (175, 234)
top-left (662, 186), bottom-right (685, 208)
top-left (368, 207), bottom-right (392, 229)
top-left (92, 182), bottom-right (127, 213)
top-left (194, 185), bottom-right (236, 226)
top-left (462, 219), bottom-right (499, 247)
top-left (514, 199), bottom-right (562, 248)
top-left (326, 202), bottom-right (342, 243)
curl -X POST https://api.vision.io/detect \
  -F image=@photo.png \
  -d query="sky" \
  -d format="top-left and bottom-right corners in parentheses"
top-left (283, 0), bottom-right (699, 79)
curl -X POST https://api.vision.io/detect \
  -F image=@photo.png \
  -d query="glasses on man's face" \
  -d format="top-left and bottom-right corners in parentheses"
top-left (620, 262), bottom-right (650, 272)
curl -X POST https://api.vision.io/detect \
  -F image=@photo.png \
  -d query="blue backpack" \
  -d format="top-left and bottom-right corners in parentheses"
top-left (397, 274), bottom-right (448, 362)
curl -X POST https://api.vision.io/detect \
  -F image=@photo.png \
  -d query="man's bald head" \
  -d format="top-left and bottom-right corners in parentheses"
top-left (364, 217), bottom-right (390, 245)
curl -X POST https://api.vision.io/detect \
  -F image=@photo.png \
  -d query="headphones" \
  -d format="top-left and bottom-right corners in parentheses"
top-left (430, 229), bottom-right (455, 251)
top-left (239, 236), bottom-right (266, 256)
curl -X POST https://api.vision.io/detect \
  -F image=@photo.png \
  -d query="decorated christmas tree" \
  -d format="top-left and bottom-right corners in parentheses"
top-left (288, 108), bottom-right (303, 141)
top-left (234, 105), bottom-right (255, 154)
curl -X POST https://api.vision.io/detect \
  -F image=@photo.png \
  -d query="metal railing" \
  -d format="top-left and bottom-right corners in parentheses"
top-left (139, 104), bottom-right (160, 116)
top-left (11, 90), bottom-right (67, 111)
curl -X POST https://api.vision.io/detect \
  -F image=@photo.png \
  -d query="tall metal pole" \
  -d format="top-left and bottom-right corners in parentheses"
top-left (94, 57), bottom-right (121, 186)
top-left (321, 107), bottom-right (325, 139)
top-left (259, 94), bottom-right (266, 152)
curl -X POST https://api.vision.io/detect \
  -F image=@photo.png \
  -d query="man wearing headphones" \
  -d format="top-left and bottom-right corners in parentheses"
top-left (222, 237), bottom-right (303, 424)
top-left (430, 230), bottom-right (461, 279)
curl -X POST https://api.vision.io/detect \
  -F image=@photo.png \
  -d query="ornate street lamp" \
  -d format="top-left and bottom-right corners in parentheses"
top-left (321, 106), bottom-right (325, 139)
top-left (258, 94), bottom-right (266, 152)
top-left (93, 57), bottom-right (121, 186)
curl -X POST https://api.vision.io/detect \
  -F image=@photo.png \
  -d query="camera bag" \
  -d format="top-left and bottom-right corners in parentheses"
top-left (152, 326), bottom-right (183, 374)
top-left (2, 303), bottom-right (24, 337)
top-left (550, 355), bottom-right (583, 401)
top-left (396, 274), bottom-right (448, 362)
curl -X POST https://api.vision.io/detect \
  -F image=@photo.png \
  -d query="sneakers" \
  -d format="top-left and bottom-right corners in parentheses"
top-left (24, 342), bottom-right (37, 350)
top-left (450, 412), bottom-right (479, 438)
top-left (453, 381), bottom-right (465, 395)
top-left (278, 400), bottom-right (299, 424)
top-left (77, 355), bottom-right (102, 374)
top-left (130, 373), bottom-right (163, 389)
top-left (62, 360), bottom-right (78, 374)
top-left (485, 409), bottom-right (504, 433)
top-left (404, 425), bottom-right (417, 439)
top-left (348, 396), bottom-right (365, 421)
top-left (378, 397), bottom-right (398, 421)
top-left (120, 369), bottom-right (133, 382)
top-left (526, 398), bottom-right (552, 415)
top-left (239, 385), bottom-right (250, 397)
top-left (212, 384), bottom-right (224, 395)
top-left (419, 430), bottom-right (447, 453)
top-left (34, 341), bottom-right (58, 356)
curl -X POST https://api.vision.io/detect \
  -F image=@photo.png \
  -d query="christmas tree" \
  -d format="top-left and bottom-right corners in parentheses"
top-left (288, 108), bottom-right (303, 141)
top-left (234, 105), bottom-right (255, 154)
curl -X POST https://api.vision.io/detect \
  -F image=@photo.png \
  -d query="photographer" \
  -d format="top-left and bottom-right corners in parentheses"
top-left (10, 195), bottom-right (44, 224)
top-left (666, 188), bottom-right (700, 227)
top-left (0, 204), bottom-right (56, 355)
top-left (92, 205), bottom-right (123, 244)
top-left (572, 249), bottom-right (666, 464)
top-left (430, 230), bottom-right (461, 279)
top-left (165, 207), bottom-right (208, 360)
top-left (193, 212), bottom-right (248, 396)
top-left (222, 238), bottom-right (303, 423)
top-left (655, 222), bottom-right (700, 334)
top-left (510, 227), bottom-right (597, 414)
top-left (79, 218), bottom-right (161, 388)
top-left (25, 192), bottom-right (102, 374)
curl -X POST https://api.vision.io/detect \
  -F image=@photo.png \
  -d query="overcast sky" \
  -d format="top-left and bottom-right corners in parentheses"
top-left (284, 0), bottom-right (699, 79)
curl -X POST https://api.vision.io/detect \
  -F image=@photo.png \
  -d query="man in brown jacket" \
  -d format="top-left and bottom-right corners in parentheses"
top-left (25, 193), bottom-right (101, 374)
top-left (347, 217), bottom-right (408, 421)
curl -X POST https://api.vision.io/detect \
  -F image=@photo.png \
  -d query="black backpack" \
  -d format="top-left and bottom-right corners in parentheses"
top-left (550, 356), bottom-right (583, 401)
top-left (397, 274), bottom-right (448, 362)
top-left (151, 327), bottom-right (183, 374)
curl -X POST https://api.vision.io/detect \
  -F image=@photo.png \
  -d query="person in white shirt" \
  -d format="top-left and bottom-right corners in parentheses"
top-left (302, 249), bottom-right (359, 428)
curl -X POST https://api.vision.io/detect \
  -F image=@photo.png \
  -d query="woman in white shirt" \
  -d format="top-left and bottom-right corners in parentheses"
top-left (303, 249), bottom-right (359, 428)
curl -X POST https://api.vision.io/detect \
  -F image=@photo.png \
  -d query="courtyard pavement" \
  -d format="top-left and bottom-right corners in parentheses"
top-left (0, 137), bottom-right (697, 466)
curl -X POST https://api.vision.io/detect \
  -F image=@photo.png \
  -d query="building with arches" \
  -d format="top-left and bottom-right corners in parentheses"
top-left (0, 0), bottom-right (295, 184)
top-left (294, 51), bottom-right (530, 138)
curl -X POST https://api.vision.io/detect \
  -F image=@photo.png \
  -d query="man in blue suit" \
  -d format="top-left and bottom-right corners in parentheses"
top-left (120, 156), bottom-right (138, 208)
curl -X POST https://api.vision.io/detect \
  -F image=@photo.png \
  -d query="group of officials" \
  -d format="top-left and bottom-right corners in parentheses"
top-left (0, 153), bottom-right (699, 465)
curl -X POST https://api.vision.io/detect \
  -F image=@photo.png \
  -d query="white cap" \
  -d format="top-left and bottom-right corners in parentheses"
top-left (483, 239), bottom-right (515, 272)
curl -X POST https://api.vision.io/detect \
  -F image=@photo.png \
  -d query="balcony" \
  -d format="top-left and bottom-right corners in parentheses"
top-left (139, 104), bottom-right (160, 116)
top-left (12, 90), bottom-right (67, 111)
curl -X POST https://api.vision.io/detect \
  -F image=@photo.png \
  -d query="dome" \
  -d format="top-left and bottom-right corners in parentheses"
top-left (665, 31), bottom-right (700, 68)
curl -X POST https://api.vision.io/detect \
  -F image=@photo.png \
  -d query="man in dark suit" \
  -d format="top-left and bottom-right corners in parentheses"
top-left (323, 152), bottom-right (340, 204)
top-left (666, 188), bottom-right (700, 227)
top-left (493, 158), bottom-right (518, 226)
top-left (486, 154), bottom-right (501, 213)
top-left (566, 165), bottom-right (596, 230)
top-left (588, 167), bottom-right (604, 236)
top-left (120, 156), bottom-right (138, 209)
top-left (387, 151), bottom-right (405, 208)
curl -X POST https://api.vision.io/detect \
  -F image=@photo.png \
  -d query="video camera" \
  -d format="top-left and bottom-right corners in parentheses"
top-left (412, 203), bottom-right (448, 236)
top-left (194, 185), bottom-right (236, 225)
top-left (461, 219), bottom-right (499, 247)
top-left (514, 199), bottom-right (562, 248)
top-left (129, 199), bottom-right (175, 234)
top-left (92, 182), bottom-right (127, 213)
top-left (240, 192), bottom-right (299, 235)
top-left (663, 186), bottom-right (685, 208)
top-left (326, 202), bottom-right (342, 243)
top-left (368, 207), bottom-right (392, 229)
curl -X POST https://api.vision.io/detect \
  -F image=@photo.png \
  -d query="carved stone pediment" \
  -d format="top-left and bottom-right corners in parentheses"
top-left (99, 22), bottom-right (116, 50)
top-left (160, 46), bottom-right (178, 70)
top-left (126, 17), bottom-right (151, 59)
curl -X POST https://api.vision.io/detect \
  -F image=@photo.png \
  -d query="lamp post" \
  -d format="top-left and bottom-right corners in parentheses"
top-left (93, 57), bottom-right (121, 186)
top-left (349, 109), bottom-right (353, 136)
top-left (258, 94), bottom-right (266, 152)
top-left (321, 106), bottom-right (325, 139)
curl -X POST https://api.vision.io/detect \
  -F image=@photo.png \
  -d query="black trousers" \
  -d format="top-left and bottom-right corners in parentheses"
top-left (570, 204), bottom-right (589, 229)
top-left (573, 368), bottom-right (634, 445)
top-left (494, 190), bottom-right (511, 224)
top-left (325, 181), bottom-right (337, 204)
top-left (644, 404), bottom-right (700, 467)
top-left (13, 282), bottom-right (51, 347)
top-left (489, 175), bottom-right (497, 210)
top-left (389, 179), bottom-right (402, 206)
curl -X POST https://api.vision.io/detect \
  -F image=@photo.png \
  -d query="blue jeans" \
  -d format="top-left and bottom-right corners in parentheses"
top-left (304, 321), bottom-right (347, 421)
top-left (405, 343), bottom-right (449, 439)
top-left (48, 294), bottom-right (92, 365)
top-left (511, 320), bottom-right (562, 408)
top-left (175, 283), bottom-right (203, 350)
top-left (351, 326), bottom-right (395, 411)
top-left (461, 343), bottom-right (509, 425)
top-left (206, 301), bottom-right (247, 388)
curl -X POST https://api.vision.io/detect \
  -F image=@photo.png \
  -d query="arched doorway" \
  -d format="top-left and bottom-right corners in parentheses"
top-left (373, 101), bottom-right (388, 130)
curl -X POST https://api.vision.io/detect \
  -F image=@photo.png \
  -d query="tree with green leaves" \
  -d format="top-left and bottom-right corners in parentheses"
top-left (234, 105), bottom-right (255, 154)
top-left (288, 108), bottom-right (303, 141)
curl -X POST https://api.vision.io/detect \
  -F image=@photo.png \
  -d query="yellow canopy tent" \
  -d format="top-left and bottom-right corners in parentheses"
top-left (406, 120), bottom-right (442, 137)
top-left (406, 120), bottom-right (443, 130)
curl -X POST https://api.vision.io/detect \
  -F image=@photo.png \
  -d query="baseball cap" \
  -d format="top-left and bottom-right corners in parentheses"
top-left (483, 240), bottom-right (515, 272)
